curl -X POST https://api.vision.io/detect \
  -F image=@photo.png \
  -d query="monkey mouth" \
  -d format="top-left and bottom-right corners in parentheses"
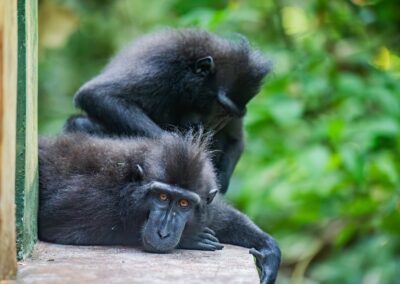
top-left (217, 91), bottom-right (246, 118)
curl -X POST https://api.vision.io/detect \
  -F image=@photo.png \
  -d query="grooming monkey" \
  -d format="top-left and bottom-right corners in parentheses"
top-left (65, 29), bottom-right (271, 194)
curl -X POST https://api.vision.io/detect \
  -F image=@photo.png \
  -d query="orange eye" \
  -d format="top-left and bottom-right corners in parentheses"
top-left (159, 193), bottom-right (168, 201)
top-left (179, 199), bottom-right (189, 207)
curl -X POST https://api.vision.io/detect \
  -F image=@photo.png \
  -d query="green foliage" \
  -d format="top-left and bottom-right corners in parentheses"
top-left (38, 0), bottom-right (400, 283)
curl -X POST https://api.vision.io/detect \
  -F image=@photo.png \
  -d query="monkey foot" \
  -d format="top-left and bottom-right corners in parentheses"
top-left (179, 227), bottom-right (224, 251)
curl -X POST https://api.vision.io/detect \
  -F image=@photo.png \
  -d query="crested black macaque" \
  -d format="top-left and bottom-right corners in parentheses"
top-left (39, 132), bottom-right (280, 284)
top-left (64, 28), bottom-right (272, 194)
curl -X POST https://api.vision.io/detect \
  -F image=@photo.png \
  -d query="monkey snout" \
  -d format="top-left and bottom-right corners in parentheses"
top-left (158, 230), bottom-right (170, 239)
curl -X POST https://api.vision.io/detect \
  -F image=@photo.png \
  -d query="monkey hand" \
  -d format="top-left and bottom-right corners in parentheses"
top-left (179, 227), bottom-right (224, 251)
top-left (249, 248), bottom-right (280, 284)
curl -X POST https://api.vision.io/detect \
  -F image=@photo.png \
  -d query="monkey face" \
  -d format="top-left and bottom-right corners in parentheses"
top-left (141, 181), bottom-right (217, 253)
top-left (164, 32), bottom-right (270, 131)
top-left (132, 132), bottom-right (218, 253)
top-left (178, 56), bottom-right (266, 119)
top-left (130, 29), bottom-right (271, 119)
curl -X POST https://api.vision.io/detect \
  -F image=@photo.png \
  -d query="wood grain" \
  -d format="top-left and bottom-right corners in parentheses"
top-left (15, 0), bottom-right (38, 260)
top-left (0, 0), bottom-right (18, 280)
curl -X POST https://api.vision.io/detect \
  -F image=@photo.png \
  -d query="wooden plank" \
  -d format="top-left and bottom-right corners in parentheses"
top-left (0, 0), bottom-right (18, 280)
top-left (16, 242), bottom-right (260, 283)
top-left (15, 0), bottom-right (38, 260)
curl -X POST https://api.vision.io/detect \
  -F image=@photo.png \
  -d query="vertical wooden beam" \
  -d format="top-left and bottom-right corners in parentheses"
top-left (0, 0), bottom-right (18, 280)
top-left (15, 0), bottom-right (38, 260)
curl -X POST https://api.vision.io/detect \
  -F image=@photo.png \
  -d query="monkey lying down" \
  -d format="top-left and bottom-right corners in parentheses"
top-left (39, 133), bottom-right (280, 284)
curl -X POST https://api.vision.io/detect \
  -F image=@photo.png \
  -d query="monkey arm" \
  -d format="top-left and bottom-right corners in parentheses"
top-left (74, 84), bottom-right (164, 138)
top-left (209, 199), bottom-right (281, 284)
top-left (213, 119), bottom-right (244, 194)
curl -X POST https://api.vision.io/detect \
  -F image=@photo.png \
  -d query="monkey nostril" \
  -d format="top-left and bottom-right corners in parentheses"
top-left (158, 230), bottom-right (170, 239)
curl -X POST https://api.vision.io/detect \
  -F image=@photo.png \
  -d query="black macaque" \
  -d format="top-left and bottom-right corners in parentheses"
top-left (64, 28), bottom-right (272, 194)
top-left (39, 132), bottom-right (280, 284)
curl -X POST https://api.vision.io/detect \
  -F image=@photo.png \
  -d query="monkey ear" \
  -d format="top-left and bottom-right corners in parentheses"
top-left (206, 189), bottom-right (218, 204)
top-left (195, 56), bottom-right (215, 75)
top-left (133, 164), bottom-right (144, 181)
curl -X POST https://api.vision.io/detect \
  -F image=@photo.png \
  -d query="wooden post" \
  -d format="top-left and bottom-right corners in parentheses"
top-left (0, 0), bottom-right (18, 280)
top-left (15, 0), bottom-right (38, 260)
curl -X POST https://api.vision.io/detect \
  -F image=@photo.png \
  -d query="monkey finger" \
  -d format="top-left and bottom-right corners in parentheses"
top-left (249, 248), bottom-right (264, 259)
top-left (212, 243), bottom-right (224, 250)
top-left (195, 242), bottom-right (220, 251)
top-left (204, 227), bottom-right (216, 236)
top-left (193, 235), bottom-right (221, 248)
top-left (199, 232), bottom-right (219, 243)
top-left (202, 239), bottom-right (224, 250)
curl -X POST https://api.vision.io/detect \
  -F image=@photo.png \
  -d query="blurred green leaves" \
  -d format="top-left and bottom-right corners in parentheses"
top-left (38, 0), bottom-right (400, 283)
top-left (282, 6), bottom-right (311, 35)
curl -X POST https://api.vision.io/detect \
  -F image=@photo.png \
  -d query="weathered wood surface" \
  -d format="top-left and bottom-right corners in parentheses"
top-left (15, 0), bottom-right (39, 260)
top-left (13, 242), bottom-right (260, 284)
top-left (0, 0), bottom-right (18, 280)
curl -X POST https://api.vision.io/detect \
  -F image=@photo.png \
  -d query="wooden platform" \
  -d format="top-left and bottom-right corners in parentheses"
top-left (9, 242), bottom-right (259, 284)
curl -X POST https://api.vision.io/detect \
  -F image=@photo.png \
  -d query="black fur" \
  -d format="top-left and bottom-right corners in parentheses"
top-left (64, 28), bottom-right (272, 194)
top-left (39, 132), bottom-right (280, 284)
